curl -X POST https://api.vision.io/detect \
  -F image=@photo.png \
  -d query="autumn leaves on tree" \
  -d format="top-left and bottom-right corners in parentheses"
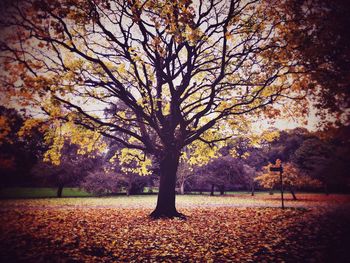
top-left (0, 0), bottom-right (309, 218)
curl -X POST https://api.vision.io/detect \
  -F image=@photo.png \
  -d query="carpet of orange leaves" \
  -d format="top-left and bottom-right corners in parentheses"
top-left (0, 194), bottom-right (349, 262)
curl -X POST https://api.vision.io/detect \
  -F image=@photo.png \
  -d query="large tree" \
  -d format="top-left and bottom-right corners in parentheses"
top-left (0, 0), bottom-right (305, 218)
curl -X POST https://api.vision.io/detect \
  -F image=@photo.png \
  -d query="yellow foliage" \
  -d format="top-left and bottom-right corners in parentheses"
top-left (118, 148), bottom-right (152, 176)
top-left (17, 118), bottom-right (43, 138)
top-left (40, 120), bottom-right (107, 166)
top-left (117, 63), bottom-right (127, 74)
top-left (248, 130), bottom-right (280, 147)
top-left (0, 115), bottom-right (12, 145)
top-left (261, 130), bottom-right (280, 142)
top-left (186, 141), bottom-right (220, 166)
top-left (163, 102), bottom-right (171, 115)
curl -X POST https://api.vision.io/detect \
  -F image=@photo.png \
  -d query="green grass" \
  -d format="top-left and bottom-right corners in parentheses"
top-left (0, 187), bottom-right (263, 199)
top-left (0, 187), bottom-right (160, 198)
top-left (0, 187), bottom-right (93, 198)
top-left (143, 187), bottom-right (159, 193)
top-left (0, 187), bottom-right (331, 199)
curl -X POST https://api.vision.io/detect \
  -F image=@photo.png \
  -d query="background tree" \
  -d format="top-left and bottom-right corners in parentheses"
top-left (175, 143), bottom-right (220, 195)
top-left (0, 0), bottom-right (308, 218)
top-left (243, 147), bottom-right (267, 172)
top-left (176, 156), bottom-right (193, 195)
top-left (0, 107), bottom-right (46, 188)
top-left (88, 141), bottom-right (151, 195)
top-left (255, 161), bottom-right (322, 200)
top-left (110, 146), bottom-right (152, 195)
top-left (80, 143), bottom-right (149, 196)
top-left (199, 155), bottom-right (247, 195)
top-left (80, 170), bottom-right (121, 196)
top-left (32, 141), bottom-right (99, 197)
top-left (292, 137), bottom-right (350, 194)
top-left (266, 128), bottom-right (312, 163)
top-left (242, 164), bottom-right (256, 196)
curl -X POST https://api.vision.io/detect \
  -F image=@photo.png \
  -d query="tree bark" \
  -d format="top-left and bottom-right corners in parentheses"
top-left (290, 188), bottom-right (297, 200)
top-left (57, 185), bottom-right (63, 198)
top-left (324, 183), bottom-right (329, 196)
top-left (219, 186), bottom-right (225, 195)
top-left (150, 152), bottom-right (185, 219)
top-left (126, 180), bottom-right (132, 196)
top-left (180, 182), bottom-right (185, 195)
top-left (210, 184), bottom-right (215, 196)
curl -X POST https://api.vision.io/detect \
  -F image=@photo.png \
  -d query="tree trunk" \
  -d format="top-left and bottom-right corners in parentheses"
top-left (251, 183), bottom-right (255, 196)
top-left (180, 182), bottom-right (185, 195)
top-left (219, 186), bottom-right (225, 195)
top-left (324, 183), bottom-right (329, 196)
top-left (57, 185), bottom-right (63, 198)
top-left (210, 184), bottom-right (215, 196)
top-left (150, 152), bottom-right (184, 219)
top-left (290, 188), bottom-right (297, 200)
top-left (126, 180), bottom-right (131, 196)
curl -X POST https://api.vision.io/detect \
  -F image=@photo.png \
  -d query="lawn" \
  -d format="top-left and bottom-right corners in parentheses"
top-left (1, 194), bottom-right (349, 262)
top-left (0, 186), bottom-right (325, 199)
top-left (0, 186), bottom-right (285, 199)
top-left (0, 187), bottom-right (93, 198)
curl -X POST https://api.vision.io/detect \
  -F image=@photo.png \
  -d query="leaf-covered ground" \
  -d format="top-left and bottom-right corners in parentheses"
top-left (1, 194), bottom-right (349, 262)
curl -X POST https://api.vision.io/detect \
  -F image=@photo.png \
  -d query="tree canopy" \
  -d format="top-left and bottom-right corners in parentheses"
top-left (276, 0), bottom-right (350, 126)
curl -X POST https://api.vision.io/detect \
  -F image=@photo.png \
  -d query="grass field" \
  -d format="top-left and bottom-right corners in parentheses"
top-left (0, 186), bottom-right (306, 198)
top-left (0, 187), bottom-right (93, 198)
top-left (1, 193), bottom-right (350, 262)
top-left (0, 186), bottom-right (267, 198)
